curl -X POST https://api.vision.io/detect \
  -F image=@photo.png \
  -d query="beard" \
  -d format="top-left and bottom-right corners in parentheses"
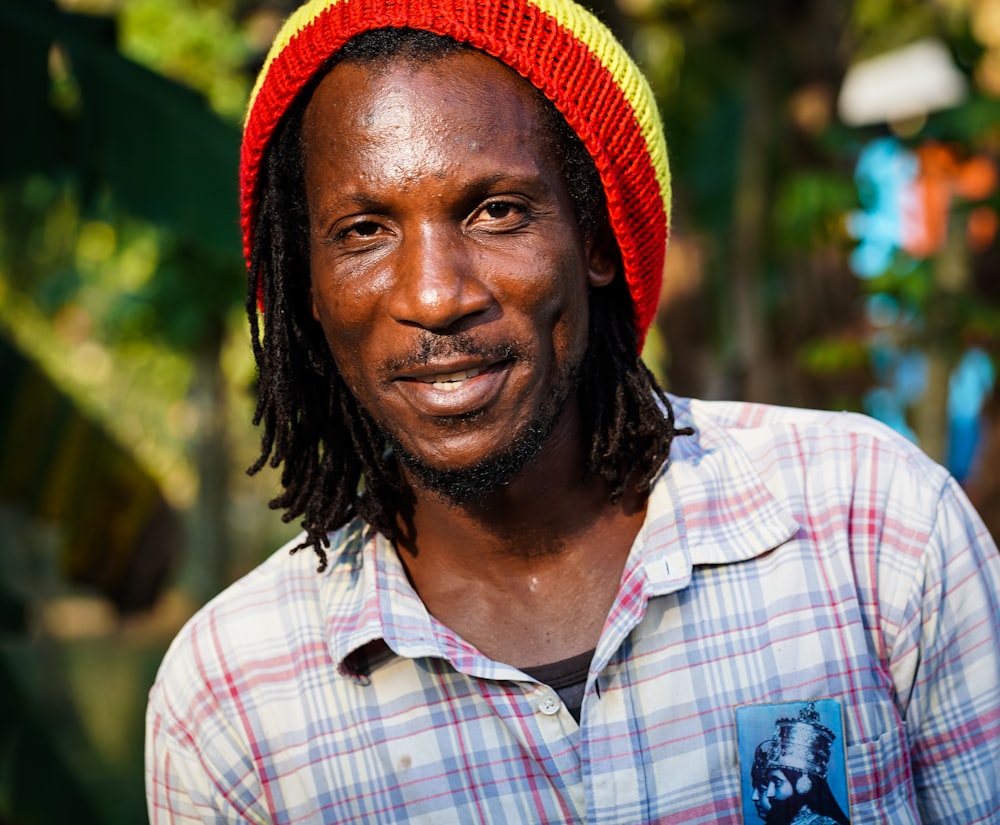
top-left (387, 402), bottom-right (562, 505)
top-left (381, 335), bottom-right (583, 506)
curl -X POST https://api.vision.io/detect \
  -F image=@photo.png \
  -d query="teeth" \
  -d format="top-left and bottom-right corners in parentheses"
top-left (422, 368), bottom-right (482, 391)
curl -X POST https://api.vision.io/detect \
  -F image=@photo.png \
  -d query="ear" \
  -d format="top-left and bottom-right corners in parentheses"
top-left (794, 775), bottom-right (813, 795)
top-left (585, 219), bottom-right (618, 288)
top-left (310, 286), bottom-right (321, 322)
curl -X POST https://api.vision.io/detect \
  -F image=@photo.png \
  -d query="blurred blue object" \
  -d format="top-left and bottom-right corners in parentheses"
top-left (864, 387), bottom-right (918, 442)
top-left (848, 138), bottom-right (918, 278)
top-left (947, 349), bottom-right (996, 481)
top-left (894, 350), bottom-right (929, 406)
top-left (865, 293), bottom-right (901, 328)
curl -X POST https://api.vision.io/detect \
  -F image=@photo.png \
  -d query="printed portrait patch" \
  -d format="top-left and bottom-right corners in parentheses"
top-left (735, 699), bottom-right (851, 825)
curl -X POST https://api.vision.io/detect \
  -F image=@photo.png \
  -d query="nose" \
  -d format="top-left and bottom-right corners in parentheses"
top-left (386, 224), bottom-right (492, 331)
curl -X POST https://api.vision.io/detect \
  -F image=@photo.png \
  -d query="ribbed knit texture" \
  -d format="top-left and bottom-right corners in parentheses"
top-left (241, 0), bottom-right (670, 341)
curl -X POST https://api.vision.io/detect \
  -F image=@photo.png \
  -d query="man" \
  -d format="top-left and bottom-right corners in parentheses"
top-left (145, 0), bottom-right (1000, 822)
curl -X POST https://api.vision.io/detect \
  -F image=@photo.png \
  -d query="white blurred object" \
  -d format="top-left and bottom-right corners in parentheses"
top-left (838, 38), bottom-right (968, 126)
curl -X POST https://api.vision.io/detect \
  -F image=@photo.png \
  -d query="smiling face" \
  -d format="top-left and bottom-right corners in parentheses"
top-left (302, 50), bottom-right (613, 499)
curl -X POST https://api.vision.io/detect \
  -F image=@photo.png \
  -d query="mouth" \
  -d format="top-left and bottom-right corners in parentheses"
top-left (416, 367), bottom-right (486, 392)
top-left (391, 357), bottom-right (516, 417)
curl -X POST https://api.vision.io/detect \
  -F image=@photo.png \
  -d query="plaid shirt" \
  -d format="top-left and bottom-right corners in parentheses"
top-left (146, 398), bottom-right (1000, 824)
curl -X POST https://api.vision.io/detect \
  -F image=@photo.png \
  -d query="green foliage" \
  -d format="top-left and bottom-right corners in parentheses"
top-left (773, 172), bottom-right (858, 254)
top-left (0, 0), bottom-right (243, 262)
top-left (118, 0), bottom-right (252, 121)
top-left (850, 0), bottom-right (965, 56)
top-left (0, 649), bottom-right (104, 825)
top-left (928, 95), bottom-right (1000, 144)
top-left (862, 258), bottom-right (930, 304)
top-left (632, 20), bottom-right (686, 99)
top-left (797, 335), bottom-right (870, 377)
top-left (0, 0), bottom-right (246, 506)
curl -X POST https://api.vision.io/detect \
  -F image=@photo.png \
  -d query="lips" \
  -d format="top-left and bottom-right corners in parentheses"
top-left (393, 359), bottom-right (514, 416)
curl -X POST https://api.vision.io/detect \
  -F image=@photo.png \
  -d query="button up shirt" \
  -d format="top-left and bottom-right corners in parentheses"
top-left (146, 398), bottom-right (1000, 824)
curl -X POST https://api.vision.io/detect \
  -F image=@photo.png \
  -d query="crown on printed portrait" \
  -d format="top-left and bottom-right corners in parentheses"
top-left (766, 702), bottom-right (836, 779)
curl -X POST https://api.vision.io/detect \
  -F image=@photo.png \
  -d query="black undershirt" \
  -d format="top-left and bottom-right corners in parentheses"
top-left (521, 648), bottom-right (595, 723)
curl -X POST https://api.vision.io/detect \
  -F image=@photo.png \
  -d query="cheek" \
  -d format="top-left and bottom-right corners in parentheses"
top-left (311, 270), bottom-right (383, 343)
top-left (551, 272), bottom-right (593, 361)
top-left (310, 290), bottom-right (381, 395)
top-left (512, 247), bottom-right (592, 349)
top-left (310, 239), bottom-right (395, 322)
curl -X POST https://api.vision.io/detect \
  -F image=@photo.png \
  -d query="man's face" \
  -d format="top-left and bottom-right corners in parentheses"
top-left (302, 50), bottom-right (613, 497)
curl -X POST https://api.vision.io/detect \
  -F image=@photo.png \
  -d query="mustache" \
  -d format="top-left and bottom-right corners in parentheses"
top-left (381, 333), bottom-right (527, 373)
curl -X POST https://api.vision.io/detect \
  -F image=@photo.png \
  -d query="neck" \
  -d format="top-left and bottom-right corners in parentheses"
top-left (391, 406), bottom-right (648, 667)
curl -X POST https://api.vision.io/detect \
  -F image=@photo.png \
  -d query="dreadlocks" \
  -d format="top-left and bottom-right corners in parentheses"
top-left (247, 29), bottom-right (692, 572)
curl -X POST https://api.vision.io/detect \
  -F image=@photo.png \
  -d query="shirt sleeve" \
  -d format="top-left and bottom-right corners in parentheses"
top-left (901, 476), bottom-right (1000, 824)
top-left (145, 662), bottom-right (269, 825)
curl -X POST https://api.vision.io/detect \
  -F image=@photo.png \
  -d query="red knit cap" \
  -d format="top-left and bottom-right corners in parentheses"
top-left (241, 0), bottom-right (671, 343)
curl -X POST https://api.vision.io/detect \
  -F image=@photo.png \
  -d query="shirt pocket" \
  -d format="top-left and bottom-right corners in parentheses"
top-left (844, 724), bottom-right (921, 822)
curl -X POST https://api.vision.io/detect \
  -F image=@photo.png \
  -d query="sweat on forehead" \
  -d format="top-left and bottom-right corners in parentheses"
top-left (302, 48), bottom-right (553, 162)
top-left (240, 0), bottom-right (671, 343)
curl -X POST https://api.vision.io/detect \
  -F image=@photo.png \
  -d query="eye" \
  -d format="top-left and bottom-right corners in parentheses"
top-left (471, 198), bottom-right (529, 230)
top-left (483, 201), bottom-right (517, 220)
top-left (325, 218), bottom-right (386, 247)
top-left (345, 220), bottom-right (380, 238)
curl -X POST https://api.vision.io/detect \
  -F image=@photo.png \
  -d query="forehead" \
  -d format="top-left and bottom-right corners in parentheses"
top-left (301, 49), bottom-right (558, 173)
top-left (324, 45), bottom-right (549, 112)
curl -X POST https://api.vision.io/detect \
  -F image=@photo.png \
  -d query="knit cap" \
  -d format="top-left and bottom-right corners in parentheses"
top-left (241, 0), bottom-right (671, 341)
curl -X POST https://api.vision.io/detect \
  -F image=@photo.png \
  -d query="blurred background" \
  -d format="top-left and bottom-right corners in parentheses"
top-left (1, 0), bottom-right (998, 821)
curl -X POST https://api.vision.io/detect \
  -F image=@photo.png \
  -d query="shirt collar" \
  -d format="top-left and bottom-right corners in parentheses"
top-left (321, 522), bottom-right (439, 679)
top-left (323, 523), bottom-right (526, 682)
top-left (584, 398), bottom-right (800, 672)
top-left (635, 396), bottom-right (801, 595)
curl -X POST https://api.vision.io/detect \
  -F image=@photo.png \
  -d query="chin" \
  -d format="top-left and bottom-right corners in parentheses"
top-left (388, 403), bottom-right (561, 505)
top-left (399, 436), bottom-right (550, 505)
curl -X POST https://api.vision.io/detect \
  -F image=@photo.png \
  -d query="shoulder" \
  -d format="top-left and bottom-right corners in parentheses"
top-left (676, 395), bottom-right (936, 463)
top-left (670, 395), bottom-right (953, 508)
top-left (145, 519), bottom-right (385, 813)
top-left (148, 519), bottom-right (371, 726)
top-left (665, 396), bottom-right (999, 580)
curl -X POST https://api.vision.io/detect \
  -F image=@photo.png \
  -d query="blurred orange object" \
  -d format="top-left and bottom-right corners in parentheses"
top-left (904, 142), bottom-right (998, 258)
top-left (967, 205), bottom-right (999, 251)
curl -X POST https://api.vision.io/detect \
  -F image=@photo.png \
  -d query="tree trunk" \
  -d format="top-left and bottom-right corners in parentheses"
top-left (181, 326), bottom-right (231, 601)
top-left (729, 25), bottom-right (777, 403)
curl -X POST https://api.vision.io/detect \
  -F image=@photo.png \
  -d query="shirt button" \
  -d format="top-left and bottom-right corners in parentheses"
top-left (538, 694), bottom-right (561, 716)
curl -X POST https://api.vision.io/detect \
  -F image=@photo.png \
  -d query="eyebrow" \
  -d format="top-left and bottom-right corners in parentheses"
top-left (313, 168), bottom-right (558, 216)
